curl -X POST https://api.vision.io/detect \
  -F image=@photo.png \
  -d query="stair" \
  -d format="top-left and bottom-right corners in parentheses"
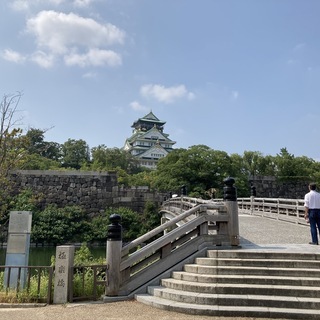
top-left (135, 249), bottom-right (320, 319)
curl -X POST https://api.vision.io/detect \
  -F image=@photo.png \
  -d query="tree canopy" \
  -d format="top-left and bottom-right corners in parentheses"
top-left (1, 91), bottom-right (320, 217)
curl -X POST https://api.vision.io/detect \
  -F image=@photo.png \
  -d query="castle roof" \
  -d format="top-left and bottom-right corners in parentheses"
top-left (131, 111), bottom-right (166, 128)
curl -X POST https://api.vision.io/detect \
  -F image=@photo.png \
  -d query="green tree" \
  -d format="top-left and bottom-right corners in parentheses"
top-left (90, 207), bottom-right (143, 243)
top-left (140, 201), bottom-right (160, 235)
top-left (22, 153), bottom-right (61, 170)
top-left (25, 127), bottom-right (62, 162)
top-left (62, 139), bottom-right (90, 169)
top-left (0, 92), bottom-right (29, 218)
top-left (153, 145), bottom-right (232, 197)
top-left (128, 170), bottom-right (155, 188)
top-left (32, 205), bottom-right (90, 244)
top-left (91, 145), bottom-right (140, 174)
top-left (32, 205), bottom-right (71, 245)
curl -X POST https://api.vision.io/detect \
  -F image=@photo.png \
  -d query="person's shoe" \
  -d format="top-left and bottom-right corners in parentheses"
top-left (309, 242), bottom-right (318, 245)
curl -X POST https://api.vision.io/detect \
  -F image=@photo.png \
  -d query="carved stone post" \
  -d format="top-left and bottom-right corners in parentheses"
top-left (53, 245), bottom-right (75, 304)
top-left (105, 214), bottom-right (122, 296)
top-left (224, 177), bottom-right (240, 246)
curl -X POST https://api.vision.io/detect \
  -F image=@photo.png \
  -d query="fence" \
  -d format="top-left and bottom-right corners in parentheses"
top-left (69, 264), bottom-right (108, 302)
top-left (237, 197), bottom-right (307, 225)
top-left (0, 265), bottom-right (53, 304)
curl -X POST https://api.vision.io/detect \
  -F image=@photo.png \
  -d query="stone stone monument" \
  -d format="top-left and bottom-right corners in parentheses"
top-left (53, 245), bottom-right (75, 304)
top-left (4, 211), bottom-right (32, 289)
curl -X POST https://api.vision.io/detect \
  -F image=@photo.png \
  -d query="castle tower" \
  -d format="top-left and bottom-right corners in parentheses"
top-left (123, 111), bottom-right (176, 169)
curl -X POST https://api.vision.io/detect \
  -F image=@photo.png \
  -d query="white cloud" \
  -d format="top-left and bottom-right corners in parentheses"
top-left (4, 9), bottom-right (125, 69)
top-left (130, 101), bottom-right (149, 112)
top-left (2, 49), bottom-right (26, 63)
top-left (74, 0), bottom-right (94, 7)
top-left (30, 51), bottom-right (55, 68)
top-left (82, 72), bottom-right (98, 79)
top-left (26, 11), bottom-right (125, 54)
top-left (10, 0), bottom-right (30, 11)
top-left (140, 84), bottom-right (195, 104)
top-left (10, 0), bottom-right (90, 11)
top-left (64, 49), bottom-right (122, 67)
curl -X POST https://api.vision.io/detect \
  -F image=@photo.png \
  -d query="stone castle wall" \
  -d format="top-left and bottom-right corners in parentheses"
top-left (9, 170), bottom-right (166, 214)
top-left (8, 171), bottom-right (310, 215)
top-left (249, 176), bottom-right (310, 199)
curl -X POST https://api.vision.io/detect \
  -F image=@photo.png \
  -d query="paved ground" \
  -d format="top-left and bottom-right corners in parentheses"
top-left (0, 214), bottom-right (317, 320)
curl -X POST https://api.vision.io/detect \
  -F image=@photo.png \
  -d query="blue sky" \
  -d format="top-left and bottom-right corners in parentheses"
top-left (1, 0), bottom-right (320, 160)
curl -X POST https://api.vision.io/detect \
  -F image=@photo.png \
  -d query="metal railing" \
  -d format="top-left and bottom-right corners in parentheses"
top-left (69, 264), bottom-right (108, 302)
top-left (0, 265), bottom-right (53, 304)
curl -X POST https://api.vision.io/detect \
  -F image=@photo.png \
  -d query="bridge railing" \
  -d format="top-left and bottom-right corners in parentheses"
top-left (105, 196), bottom-right (240, 299)
top-left (237, 197), bottom-right (307, 225)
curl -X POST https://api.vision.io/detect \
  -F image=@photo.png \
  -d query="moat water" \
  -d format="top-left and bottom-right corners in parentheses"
top-left (0, 246), bottom-right (106, 266)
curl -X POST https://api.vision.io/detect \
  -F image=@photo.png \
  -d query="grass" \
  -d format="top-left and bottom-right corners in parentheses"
top-left (0, 269), bottom-right (51, 303)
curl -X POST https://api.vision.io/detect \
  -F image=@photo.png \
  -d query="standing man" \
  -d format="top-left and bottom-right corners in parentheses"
top-left (304, 183), bottom-right (320, 245)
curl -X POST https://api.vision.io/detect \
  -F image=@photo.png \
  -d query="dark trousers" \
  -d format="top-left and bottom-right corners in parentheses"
top-left (309, 209), bottom-right (320, 244)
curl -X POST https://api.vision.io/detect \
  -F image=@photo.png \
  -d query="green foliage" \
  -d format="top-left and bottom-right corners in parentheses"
top-left (9, 188), bottom-right (42, 212)
top-left (22, 153), bottom-right (61, 170)
top-left (72, 243), bottom-right (105, 299)
top-left (62, 138), bottom-right (90, 169)
top-left (140, 201), bottom-right (160, 234)
top-left (153, 145), bottom-right (233, 197)
top-left (128, 170), bottom-right (156, 188)
top-left (106, 207), bottom-right (141, 242)
top-left (31, 205), bottom-right (90, 245)
top-left (90, 145), bottom-right (141, 174)
top-left (0, 93), bottom-right (28, 217)
top-left (0, 269), bottom-right (51, 303)
top-left (25, 128), bottom-right (62, 161)
top-left (0, 189), bottom-right (43, 242)
top-left (74, 243), bottom-right (94, 266)
top-left (72, 265), bottom-right (105, 299)
top-left (89, 206), bottom-right (158, 243)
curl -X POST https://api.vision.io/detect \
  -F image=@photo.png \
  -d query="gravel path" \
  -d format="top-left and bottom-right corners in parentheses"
top-left (0, 300), bottom-right (289, 320)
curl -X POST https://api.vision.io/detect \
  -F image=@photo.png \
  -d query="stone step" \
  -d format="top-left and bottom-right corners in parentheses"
top-left (160, 278), bottom-right (320, 297)
top-left (172, 271), bottom-right (320, 287)
top-left (135, 293), bottom-right (320, 319)
top-left (207, 250), bottom-right (320, 261)
top-left (136, 248), bottom-right (320, 318)
top-left (184, 264), bottom-right (320, 277)
top-left (148, 286), bottom-right (320, 309)
top-left (195, 257), bottom-right (320, 268)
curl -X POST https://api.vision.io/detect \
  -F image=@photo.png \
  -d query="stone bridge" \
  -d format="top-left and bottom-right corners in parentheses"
top-left (104, 187), bottom-right (320, 319)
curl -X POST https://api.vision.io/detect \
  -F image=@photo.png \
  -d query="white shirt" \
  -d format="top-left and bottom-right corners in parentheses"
top-left (304, 190), bottom-right (320, 209)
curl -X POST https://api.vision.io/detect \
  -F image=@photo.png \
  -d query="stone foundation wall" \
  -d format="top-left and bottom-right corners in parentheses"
top-left (9, 170), bottom-right (117, 214)
top-left (9, 171), bottom-right (309, 215)
top-left (9, 170), bottom-right (166, 214)
top-left (249, 176), bottom-right (310, 199)
top-left (112, 186), bottom-right (166, 213)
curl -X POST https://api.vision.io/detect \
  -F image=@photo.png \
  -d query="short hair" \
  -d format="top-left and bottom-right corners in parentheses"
top-left (309, 183), bottom-right (317, 190)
